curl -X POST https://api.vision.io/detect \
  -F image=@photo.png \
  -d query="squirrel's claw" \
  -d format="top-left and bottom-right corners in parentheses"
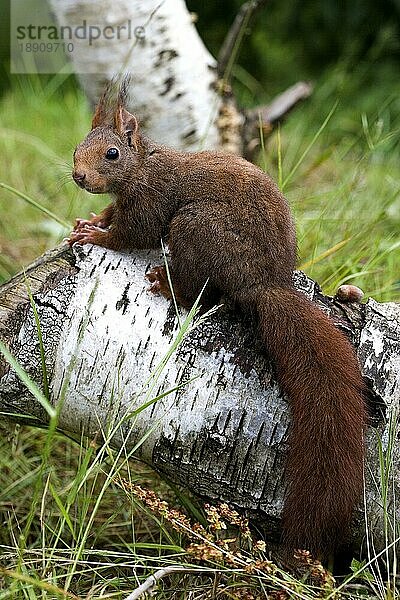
top-left (67, 230), bottom-right (89, 246)
top-left (67, 224), bottom-right (109, 246)
top-left (73, 219), bottom-right (88, 232)
top-left (74, 216), bottom-right (96, 230)
top-left (145, 265), bottom-right (167, 284)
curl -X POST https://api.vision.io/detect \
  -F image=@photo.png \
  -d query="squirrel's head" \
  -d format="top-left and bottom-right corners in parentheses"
top-left (72, 77), bottom-right (146, 194)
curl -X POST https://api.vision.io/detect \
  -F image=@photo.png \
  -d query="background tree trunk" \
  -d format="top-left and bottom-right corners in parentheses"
top-left (1, 244), bottom-right (399, 554)
top-left (48, 0), bottom-right (229, 152)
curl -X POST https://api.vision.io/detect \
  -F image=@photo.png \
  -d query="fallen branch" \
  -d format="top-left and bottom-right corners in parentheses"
top-left (243, 82), bottom-right (313, 159)
top-left (123, 566), bottom-right (210, 600)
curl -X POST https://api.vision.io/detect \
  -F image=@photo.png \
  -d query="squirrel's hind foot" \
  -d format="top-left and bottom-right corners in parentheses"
top-left (146, 265), bottom-right (193, 309)
top-left (146, 265), bottom-right (172, 299)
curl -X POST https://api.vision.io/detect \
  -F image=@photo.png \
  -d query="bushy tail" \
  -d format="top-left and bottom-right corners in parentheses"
top-left (247, 286), bottom-right (366, 557)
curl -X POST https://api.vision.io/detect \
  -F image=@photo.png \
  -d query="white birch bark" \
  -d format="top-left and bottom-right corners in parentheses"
top-left (1, 244), bottom-right (399, 554)
top-left (47, 0), bottom-right (229, 151)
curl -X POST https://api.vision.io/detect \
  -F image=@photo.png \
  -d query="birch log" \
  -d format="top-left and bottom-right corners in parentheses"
top-left (1, 243), bottom-right (399, 554)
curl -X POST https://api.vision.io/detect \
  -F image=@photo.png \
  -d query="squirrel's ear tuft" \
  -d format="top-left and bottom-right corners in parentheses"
top-left (113, 75), bottom-right (141, 149)
top-left (91, 75), bottom-right (132, 130)
top-left (91, 98), bottom-right (107, 129)
top-left (91, 80), bottom-right (114, 129)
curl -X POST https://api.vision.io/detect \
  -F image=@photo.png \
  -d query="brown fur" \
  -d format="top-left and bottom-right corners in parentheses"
top-left (69, 82), bottom-right (367, 558)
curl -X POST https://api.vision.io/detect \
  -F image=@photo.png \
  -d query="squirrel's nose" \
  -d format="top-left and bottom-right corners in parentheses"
top-left (72, 171), bottom-right (86, 185)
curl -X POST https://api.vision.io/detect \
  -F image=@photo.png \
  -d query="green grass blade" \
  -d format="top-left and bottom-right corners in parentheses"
top-left (299, 237), bottom-right (351, 270)
top-left (49, 482), bottom-right (76, 540)
top-left (0, 567), bottom-right (76, 599)
top-left (282, 100), bottom-right (339, 190)
top-left (124, 374), bottom-right (200, 420)
top-left (0, 340), bottom-right (56, 418)
top-left (25, 276), bottom-right (50, 401)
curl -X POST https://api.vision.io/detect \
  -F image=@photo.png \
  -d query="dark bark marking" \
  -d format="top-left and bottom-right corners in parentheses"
top-left (100, 372), bottom-right (111, 402)
top-left (171, 92), bottom-right (184, 102)
top-left (73, 244), bottom-right (90, 262)
top-left (160, 76), bottom-right (175, 96)
top-left (97, 252), bottom-right (106, 268)
top-left (214, 387), bottom-right (221, 405)
top-left (242, 441), bottom-right (255, 476)
top-left (148, 350), bottom-right (157, 371)
top-left (93, 348), bottom-right (100, 366)
top-left (237, 410), bottom-right (247, 433)
top-left (0, 303), bottom-right (30, 378)
top-left (162, 304), bottom-right (176, 337)
top-left (154, 49), bottom-right (178, 68)
top-left (190, 388), bottom-right (199, 412)
top-left (270, 421), bottom-right (280, 446)
top-left (189, 434), bottom-right (200, 462)
top-left (222, 409), bottom-right (232, 435)
top-left (32, 296), bottom-right (63, 317)
top-left (254, 421), bottom-right (266, 448)
top-left (117, 345), bottom-right (126, 369)
top-left (182, 128), bottom-right (196, 140)
top-left (116, 283), bottom-right (131, 314)
top-left (76, 360), bottom-right (84, 383)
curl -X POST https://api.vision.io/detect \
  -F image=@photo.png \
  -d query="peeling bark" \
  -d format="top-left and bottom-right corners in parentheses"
top-left (1, 244), bottom-right (399, 554)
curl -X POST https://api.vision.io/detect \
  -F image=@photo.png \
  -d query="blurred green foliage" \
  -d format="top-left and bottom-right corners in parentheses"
top-left (187, 0), bottom-right (400, 102)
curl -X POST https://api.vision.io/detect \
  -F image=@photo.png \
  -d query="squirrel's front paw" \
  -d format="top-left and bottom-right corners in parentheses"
top-left (67, 224), bottom-right (108, 247)
top-left (73, 213), bottom-right (107, 231)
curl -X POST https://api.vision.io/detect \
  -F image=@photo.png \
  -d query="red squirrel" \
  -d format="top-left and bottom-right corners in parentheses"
top-left (68, 79), bottom-right (367, 558)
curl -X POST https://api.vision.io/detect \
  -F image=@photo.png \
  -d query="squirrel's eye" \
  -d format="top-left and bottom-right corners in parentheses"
top-left (105, 147), bottom-right (119, 160)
